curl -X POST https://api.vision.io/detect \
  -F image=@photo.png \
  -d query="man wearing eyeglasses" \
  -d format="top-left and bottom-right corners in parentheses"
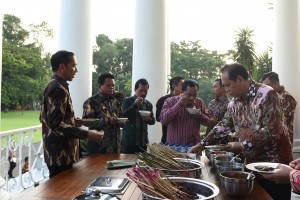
top-left (82, 73), bottom-right (125, 155)
top-left (159, 79), bottom-right (212, 146)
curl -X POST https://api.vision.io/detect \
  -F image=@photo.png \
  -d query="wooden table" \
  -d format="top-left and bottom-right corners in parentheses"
top-left (19, 154), bottom-right (272, 200)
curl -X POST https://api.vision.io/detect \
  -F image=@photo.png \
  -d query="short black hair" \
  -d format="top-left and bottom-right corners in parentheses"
top-left (50, 50), bottom-right (75, 72)
top-left (98, 73), bottom-right (115, 85)
top-left (25, 157), bottom-right (28, 162)
top-left (182, 79), bottom-right (199, 91)
top-left (214, 78), bottom-right (223, 87)
top-left (220, 63), bottom-right (249, 81)
top-left (170, 76), bottom-right (184, 91)
top-left (134, 78), bottom-right (149, 90)
top-left (261, 71), bottom-right (279, 83)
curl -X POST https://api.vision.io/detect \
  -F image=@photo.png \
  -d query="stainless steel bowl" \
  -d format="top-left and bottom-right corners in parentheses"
top-left (209, 150), bottom-right (234, 162)
top-left (220, 171), bottom-right (255, 198)
top-left (142, 177), bottom-right (219, 200)
top-left (215, 161), bottom-right (244, 173)
top-left (213, 155), bottom-right (241, 166)
top-left (159, 158), bottom-right (204, 179)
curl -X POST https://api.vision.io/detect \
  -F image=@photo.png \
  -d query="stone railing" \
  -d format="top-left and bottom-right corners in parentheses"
top-left (0, 125), bottom-right (49, 193)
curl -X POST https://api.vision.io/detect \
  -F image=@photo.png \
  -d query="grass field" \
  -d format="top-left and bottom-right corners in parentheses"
top-left (1, 110), bottom-right (42, 143)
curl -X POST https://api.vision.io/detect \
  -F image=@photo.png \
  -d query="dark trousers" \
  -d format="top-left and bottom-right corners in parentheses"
top-left (121, 145), bottom-right (147, 154)
top-left (8, 161), bottom-right (16, 178)
top-left (47, 164), bottom-right (72, 178)
top-left (258, 179), bottom-right (291, 200)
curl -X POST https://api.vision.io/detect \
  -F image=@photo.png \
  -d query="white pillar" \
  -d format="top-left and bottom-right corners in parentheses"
top-left (273, 0), bottom-right (300, 152)
top-left (59, 0), bottom-right (93, 117)
top-left (0, 0), bottom-right (3, 116)
top-left (133, 0), bottom-right (169, 143)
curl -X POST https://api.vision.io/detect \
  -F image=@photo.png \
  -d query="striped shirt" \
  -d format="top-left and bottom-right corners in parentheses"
top-left (160, 95), bottom-right (211, 146)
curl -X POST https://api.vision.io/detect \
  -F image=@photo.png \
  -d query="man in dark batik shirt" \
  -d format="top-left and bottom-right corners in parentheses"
top-left (262, 71), bottom-right (297, 144)
top-left (41, 50), bottom-right (104, 178)
top-left (121, 78), bottom-right (155, 153)
top-left (83, 73), bottom-right (125, 155)
top-left (206, 78), bottom-right (229, 135)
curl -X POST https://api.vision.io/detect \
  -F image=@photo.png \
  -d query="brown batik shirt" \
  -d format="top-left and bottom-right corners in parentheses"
top-left (40, 75), bottom-right (88, 167)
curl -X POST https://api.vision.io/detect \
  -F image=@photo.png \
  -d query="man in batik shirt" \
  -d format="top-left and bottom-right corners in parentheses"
top-left (262, 71), bottom-right (297, 144)
top-left (121, 78), bottom-right (155, 153)
top-left (190, 64), bottom-right (292, 200)
top-left (83, 73), bottom-right (124, 155)
top-left (41, 51), bottom-right (104, 178)
top-left (206, 78), bottom-right (229, 135)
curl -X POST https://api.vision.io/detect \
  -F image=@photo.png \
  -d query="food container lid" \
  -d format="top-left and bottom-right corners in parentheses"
top-left (85, 177), bottom-right (130, 194)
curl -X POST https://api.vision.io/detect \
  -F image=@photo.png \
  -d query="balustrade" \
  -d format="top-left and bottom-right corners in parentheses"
top-left (0, 125), bottom-right (49, 193)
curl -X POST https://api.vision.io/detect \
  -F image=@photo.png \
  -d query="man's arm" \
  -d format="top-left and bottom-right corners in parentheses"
top-left (159, 97), bottom-right (182, 126)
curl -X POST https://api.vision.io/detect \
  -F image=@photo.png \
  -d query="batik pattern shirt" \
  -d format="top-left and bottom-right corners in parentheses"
top-left (290, 169), bottom-right (300, 194)
top-left (82, 93), bottom-right (123, 153)
top-left (278, 86), bottom-right (297, 143)
top-left (41, 75), bottom-right (88, 167)
top-left (204, 80), bottom-right (292, 164)
top-left (206, 96), bottom-right (230, 134)
top-left (121, 95), bottom-right (155, 146)
top-left (160, 95), bottom-right (211, 146)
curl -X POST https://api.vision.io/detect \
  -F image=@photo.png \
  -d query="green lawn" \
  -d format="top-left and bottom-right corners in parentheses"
top-left (1, 110), bottom-right (42, 143)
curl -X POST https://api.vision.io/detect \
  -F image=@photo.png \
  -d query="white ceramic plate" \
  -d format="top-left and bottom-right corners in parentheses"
top-left (117, 118), bottom-right (128, 123)
top-left (246, 162), bottom-right (279, 174)
top-left (81, 118), bottom-right (100, 122)
top-left (205, 144), bottom-right (231, 150)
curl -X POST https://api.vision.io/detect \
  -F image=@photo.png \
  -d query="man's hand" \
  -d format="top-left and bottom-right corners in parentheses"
top-left (75, 118), bottom-right (83, 127)
top-left (227, 142), bottom-right (242, 154)
top-left (290, 158), bottom-right (300, 170)
top-left (189, 143), bottom-right (204, 156)
top-left (141, 115), bottom-right (153, 122)
top-left (260, 164), bottom-right (292, 184)
top-left (87, 130), bottom-right (104, 141)
top-left (109, 117), bottom-right (118, 125)
top-left (134, 97), bottom-right (144, 107)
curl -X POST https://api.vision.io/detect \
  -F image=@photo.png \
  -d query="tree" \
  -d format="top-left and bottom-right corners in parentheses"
top-left (233, 28), bottom-right (257, 76)
top-left (2, 14), bottom-right (52, 110)
top-left (253, 50), bottom-right (272, 81)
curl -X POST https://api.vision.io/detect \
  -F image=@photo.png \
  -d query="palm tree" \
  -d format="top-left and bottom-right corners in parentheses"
top-left (233, 28), bottom-right (257, 76)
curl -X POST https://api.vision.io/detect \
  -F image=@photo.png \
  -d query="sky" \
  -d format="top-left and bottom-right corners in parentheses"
top-left (2, 0), bottom-right (274, 54)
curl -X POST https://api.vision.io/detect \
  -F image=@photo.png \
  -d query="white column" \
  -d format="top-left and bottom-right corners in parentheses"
top-left (59, 0), bottom-right (93, 117)
top-left (133, 0), bottom-right (169, 143)
top-left (273, 0), bottom-right (300, 152)
top-left (0, 0), bottom-right (3, 116)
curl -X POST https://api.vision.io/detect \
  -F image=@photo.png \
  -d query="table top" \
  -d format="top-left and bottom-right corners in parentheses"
top-left (20, 153), bottom-right (272, 200)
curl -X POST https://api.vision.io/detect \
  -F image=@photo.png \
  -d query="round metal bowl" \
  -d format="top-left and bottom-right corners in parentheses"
top-left (220, 171), bottom-right (255, 198)
top-left (142, 177), bottom-right (219, 200)
top-left (215, 161), bottom-right (244, 174)
top-left (159, 158), bottom-right (204, 179)
top-left (213, 155), bottom-right (242, 166)
top-left (209, 151), bottom-right (234, 163)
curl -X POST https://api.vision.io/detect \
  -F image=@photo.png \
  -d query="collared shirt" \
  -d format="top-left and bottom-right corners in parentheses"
top-left (41, 75), bottom-right (88, 167)
top-left (121, 95), bottom-right (155, 146)
top-left (204, 80), bottom-right (292, 164)
top-left (206, 96), bottom-right (230, 134)
top-left (160, 95), bottom-right (211, 146)
top-left (290, 169), bottom-right (300, 194)
top-left (277, 86), bottom-right (297, 143)
top-left (82, 92), bottom-right (123, 153)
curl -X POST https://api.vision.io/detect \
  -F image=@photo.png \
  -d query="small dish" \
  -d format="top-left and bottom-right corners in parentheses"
top-left (139, 110), bottom-right (151, 117)
top-left (186, 108), bottom-right (200, 115)
top-left (245, 162), bottom-right (279, 174)
top-left (81, 118), bottom-right (100, 122)
top-left (117, 118), bottom-right (128, 123)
